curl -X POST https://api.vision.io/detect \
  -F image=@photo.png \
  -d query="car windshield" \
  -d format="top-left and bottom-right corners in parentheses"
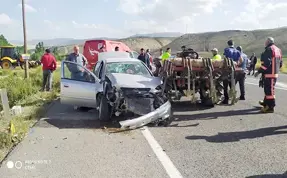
top-left (106, 61), bottom-right (151, 76)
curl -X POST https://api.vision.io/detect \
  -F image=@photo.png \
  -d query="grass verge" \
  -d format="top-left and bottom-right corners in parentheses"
top-left (0, 67), bottom-right (60, 161)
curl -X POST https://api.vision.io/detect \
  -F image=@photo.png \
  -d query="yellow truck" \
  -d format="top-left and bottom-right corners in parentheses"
top-left (0, 45), bottom-right (23, 69)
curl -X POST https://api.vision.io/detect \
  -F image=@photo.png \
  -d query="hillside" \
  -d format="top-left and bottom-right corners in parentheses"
top-left (157, 27), bottom-right (287, 57)
top-left (9, 32), bottom-right (182, 47)
top-left (10, 27), bottom-right (287, 57)
top-left (54, 37), bottom-right (176, 54)
top-left (131, 32), bottom-right (183, 38)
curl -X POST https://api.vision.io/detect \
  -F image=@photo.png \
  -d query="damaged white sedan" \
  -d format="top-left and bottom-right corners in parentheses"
top-left (60, 55), bottom-right (172, 129)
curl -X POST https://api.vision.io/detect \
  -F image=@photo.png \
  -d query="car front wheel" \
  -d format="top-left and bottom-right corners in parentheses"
top-left (98, 95), bottom-right (111, 121)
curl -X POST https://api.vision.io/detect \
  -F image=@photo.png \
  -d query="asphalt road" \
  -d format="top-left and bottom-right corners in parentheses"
top-left (1, 75), bottom-right (287, 178)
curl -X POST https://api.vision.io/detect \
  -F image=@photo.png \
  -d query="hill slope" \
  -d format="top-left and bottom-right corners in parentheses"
top-left (55, 37), bottom-right (175, 54)
top-left (159, 27), bottom-right (287, 57)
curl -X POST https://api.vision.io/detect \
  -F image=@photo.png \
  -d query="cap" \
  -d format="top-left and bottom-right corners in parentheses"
top-left (211, 48), bottom-right (218, 52)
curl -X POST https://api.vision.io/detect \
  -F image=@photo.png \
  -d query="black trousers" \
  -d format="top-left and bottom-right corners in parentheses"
top-left (223, 73), bottom-right (246, 99)
top-left (248, 64), bottom-right (256, 74)
top-left (236, 73), bottom-right (246, 97)
top-left (263, 78), bottom-right (277, 108)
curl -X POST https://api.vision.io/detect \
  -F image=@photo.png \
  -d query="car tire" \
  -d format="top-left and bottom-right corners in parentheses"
top-left (99, 95), bottom-right (111, 121)
top-left (1, 60), bottom-right (13, 69)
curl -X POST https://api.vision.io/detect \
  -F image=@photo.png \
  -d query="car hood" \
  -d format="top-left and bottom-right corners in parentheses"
top-left (108, 73), bottom-right (161, 89)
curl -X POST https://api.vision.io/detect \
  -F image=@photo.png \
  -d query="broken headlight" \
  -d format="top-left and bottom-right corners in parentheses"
top-left (106, 86), bottom-right (117, 102)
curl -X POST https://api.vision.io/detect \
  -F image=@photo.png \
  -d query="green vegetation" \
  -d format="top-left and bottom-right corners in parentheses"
top-left (30, 41), bottom-right (66, 61)
top-left (0, 35), bottom-right (11, 46)
top-left (0, 34), bottom-right (61, 161)
top-left (0, 67), bottom-right (60, 161)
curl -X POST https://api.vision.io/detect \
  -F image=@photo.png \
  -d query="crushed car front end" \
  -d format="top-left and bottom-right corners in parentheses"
top-left (105, 80), bottom-right (172, 129)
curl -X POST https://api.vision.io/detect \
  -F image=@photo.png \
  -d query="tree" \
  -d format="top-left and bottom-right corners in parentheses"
top-left (35, 42), bottom-right (45, 53)
top-left (0, 34), bottom-right (11, 46)
top-left (52, 46), bottom-right (63, 61)
top-left (15, 46), bottom-right (24, 54)
top-left (31, 42), bottom-right (45, 60)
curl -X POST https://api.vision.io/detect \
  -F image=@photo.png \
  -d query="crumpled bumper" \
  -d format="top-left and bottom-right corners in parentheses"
top-left (119, 101), bottom-right (171, 130)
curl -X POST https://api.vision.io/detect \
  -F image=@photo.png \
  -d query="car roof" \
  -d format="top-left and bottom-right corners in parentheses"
top-left (105, 57), bottom-right (140, 63)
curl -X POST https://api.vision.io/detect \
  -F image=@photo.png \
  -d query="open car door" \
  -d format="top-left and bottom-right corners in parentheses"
top-left (60, 61), bottom-right (102, 108)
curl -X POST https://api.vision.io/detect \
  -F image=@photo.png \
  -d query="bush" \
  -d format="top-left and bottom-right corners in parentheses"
top-left (0, 67), bottom-right (60, 110)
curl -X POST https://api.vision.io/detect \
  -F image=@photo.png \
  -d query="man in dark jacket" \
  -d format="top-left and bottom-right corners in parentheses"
top-left (137, 48), bottom-right (150, 68)
top-left (248, 53), bottom-right (257, 75)
top-left (40, 49), bottom-right (57, 91)
top-left (222, 40), bottom-right (243, 104)
top-left (254, 37), bottom-right (283, 113)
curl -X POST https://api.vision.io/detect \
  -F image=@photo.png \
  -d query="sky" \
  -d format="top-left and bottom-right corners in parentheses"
top-left (1, 0), bottom-right (287, 41)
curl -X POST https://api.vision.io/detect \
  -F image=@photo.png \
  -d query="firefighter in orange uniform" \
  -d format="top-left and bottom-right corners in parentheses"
top-left (255, 37), bottom-right (283, 113)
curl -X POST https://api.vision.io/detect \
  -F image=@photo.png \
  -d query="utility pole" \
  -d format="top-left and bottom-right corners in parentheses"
top-left (21, 0), bottom-right (29, 78)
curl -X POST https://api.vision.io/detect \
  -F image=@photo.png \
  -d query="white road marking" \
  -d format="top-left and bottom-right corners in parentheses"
top-left (141, 127), bottom-right (183, 178)
top-left (276, 82), bottom-right (287, 88)
top-left (245, 82), bottom-right (287, 91)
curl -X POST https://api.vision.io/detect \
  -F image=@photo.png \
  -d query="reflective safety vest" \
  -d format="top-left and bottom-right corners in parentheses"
top-left (212, 54), bottom-right (222, 61)
top-left (161, 52), bottom-right (171, 61)
top-left (259, 44), bottom-right (282, 78)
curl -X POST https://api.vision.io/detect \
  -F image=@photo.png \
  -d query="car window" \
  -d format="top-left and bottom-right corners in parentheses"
top-left (132, 51), bottom-right (139, 58)
top-left (63, 62), bottom-right (95, 83)
top-left (93, 62), bottom-right (101, 77)
top-left (106, 61), bottom-right (151, 76)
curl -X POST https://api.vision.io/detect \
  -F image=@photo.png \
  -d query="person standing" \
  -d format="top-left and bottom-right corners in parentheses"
top-left (222, 40), bottom-right (243, 104)
top-left (248, 53), bottom-right (257, 75)
top-left (161, 48), bottom-right (171, 61)
top-left (235, 46), bottom-right (248, 100)
top-left (211, 48), bottom-right (222, 61)
top-left (137, 48), bottom-right (150, 68)
top-left (65, 45), bottom-right (88, 80)
top-left (146, 49), bottom-right (153, 69)
top-left (40, 49), bottom-right (57, 91)
top-left (254, 37), bottom-right (282, 113)
top-left (209, 48), bottom-right (223, 101)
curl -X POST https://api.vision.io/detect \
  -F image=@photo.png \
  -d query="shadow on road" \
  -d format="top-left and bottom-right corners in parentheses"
top-left (171, 101), bottom-right (212, 112)
top-left (174, 107), bottom-right (262, 121)
top-left (40, 118), bottom-right (120, 129)
top-left (246, 171), bottom-right (287, 178)
top-left (185, 125), bottom-right (287, 143)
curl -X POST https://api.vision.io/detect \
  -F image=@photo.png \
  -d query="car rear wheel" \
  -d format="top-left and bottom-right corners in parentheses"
top-left (99, 95), bottom-right (111, 121)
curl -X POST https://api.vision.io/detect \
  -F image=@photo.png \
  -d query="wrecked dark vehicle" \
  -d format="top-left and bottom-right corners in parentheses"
top-left (60, 52), bottom-right (172, 130)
